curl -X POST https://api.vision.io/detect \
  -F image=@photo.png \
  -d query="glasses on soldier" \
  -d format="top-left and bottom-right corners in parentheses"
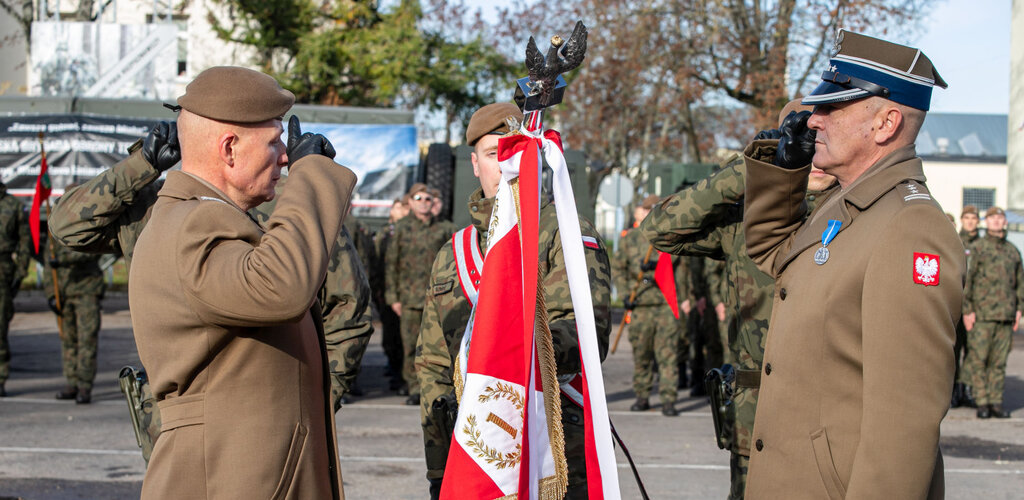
top-left (413, 194), bottom-right (433, 202)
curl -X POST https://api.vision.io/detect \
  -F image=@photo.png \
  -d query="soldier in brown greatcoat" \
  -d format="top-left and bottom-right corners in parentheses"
top-left (742, 31), bottom-right (962, 499)
top-left (128, 67), bottom-right (355, 500)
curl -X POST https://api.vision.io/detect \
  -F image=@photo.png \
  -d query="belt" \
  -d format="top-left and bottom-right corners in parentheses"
top-left (736, 369), bottom-right (761, 389)
top-left (158, 394), bottom-right (205, 431)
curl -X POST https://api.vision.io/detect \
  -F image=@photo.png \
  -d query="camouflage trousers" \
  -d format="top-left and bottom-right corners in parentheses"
top-left (562, 395), bottom-right (588, 500)
top-left (0, 286), bottom-right (13, 384)
top-left (379, 301), bottom-right (403, 377)
top-left (56, 295), bottom-right (101, 390)
top-left (965, 320), bottom-right (1014, 405)
top-left (401, 307), bottom-right (423, 395)
top-left (955, 318), bottom-right (969, 384)
top-left (729, 452), bottom-right (749, 500)
top-left (628, 305), bottom-right (680, 404)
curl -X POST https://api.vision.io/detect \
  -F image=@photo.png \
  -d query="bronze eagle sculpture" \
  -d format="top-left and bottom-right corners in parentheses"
top-left (524, 21), bottom-right (588, 107)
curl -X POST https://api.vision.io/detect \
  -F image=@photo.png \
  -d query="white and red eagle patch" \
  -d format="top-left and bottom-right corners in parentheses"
top-left (913, 252), bottom-right (940, 286)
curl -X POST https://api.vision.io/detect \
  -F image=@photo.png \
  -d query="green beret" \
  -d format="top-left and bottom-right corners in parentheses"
top-left (466, 103), bottom-right (524, 146)
top-left (177, 66), bottom-right (295, 123)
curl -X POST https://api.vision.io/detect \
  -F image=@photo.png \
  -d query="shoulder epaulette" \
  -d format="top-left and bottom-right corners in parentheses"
top-left (896, 181), bottom-right (932, 204)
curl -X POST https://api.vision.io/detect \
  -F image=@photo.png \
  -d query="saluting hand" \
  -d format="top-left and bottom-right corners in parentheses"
top-left (774, 111), bottom-right (816, 169)
top-left (286, 115), bottom-right (336, 167)
top-left (142, 121), bottom-right (181, 172)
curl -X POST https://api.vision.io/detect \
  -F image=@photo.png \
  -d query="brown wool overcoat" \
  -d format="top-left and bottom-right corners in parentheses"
top-left (128, 155), bottom-right (356, 500)
top-left (743, 143), bottom-right (963, 499)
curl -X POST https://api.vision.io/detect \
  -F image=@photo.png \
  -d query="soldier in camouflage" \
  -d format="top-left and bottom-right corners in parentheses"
top-left (952, 205), bottom-right (980, 407)
top-left (614, 194), bottom-right (687, 416)
top-left (385, 183), bottom-right (455, 405)
top-left (374, 197), bottom-right (409, 390)
top-left (415, 102), bottom-right (612, 499)
top-left (639, 101), bottom-right (837, 497)
top-left (44, 233), bottom-right (106, 404)
top-left (0, 181), bottom-right (31, 398)
top-left (48, 119), bottom-right (372, 460)
top-left (962, 206), bottom-right (1022, 419)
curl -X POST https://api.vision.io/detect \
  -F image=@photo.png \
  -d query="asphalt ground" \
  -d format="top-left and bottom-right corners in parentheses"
top-left (2, 292), bottom-right (1024, 499)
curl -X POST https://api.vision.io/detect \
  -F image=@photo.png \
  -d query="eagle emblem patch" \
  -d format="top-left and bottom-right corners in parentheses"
top-left (913, 253), bottom-right (940, 286)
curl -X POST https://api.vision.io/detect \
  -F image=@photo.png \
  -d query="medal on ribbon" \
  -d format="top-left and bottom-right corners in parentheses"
top-left (814, 219), bottom-right (842, 265)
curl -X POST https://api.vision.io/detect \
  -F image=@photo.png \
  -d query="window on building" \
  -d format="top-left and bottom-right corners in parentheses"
top-left (963, 187), bottom-right (995, 212)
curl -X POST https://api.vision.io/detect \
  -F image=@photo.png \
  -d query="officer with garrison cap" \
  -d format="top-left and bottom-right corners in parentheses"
top-left (741, 31), bottom-right (963, 498)
top-left (415, 102), bottom-right (612, 499)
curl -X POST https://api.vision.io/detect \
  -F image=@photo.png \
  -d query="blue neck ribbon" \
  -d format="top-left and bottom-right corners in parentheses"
top-left (821, 220), bottom-right (842, 247)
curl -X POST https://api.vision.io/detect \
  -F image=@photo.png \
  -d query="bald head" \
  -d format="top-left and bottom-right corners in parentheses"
top-left (176, 110), bottom-right (287, 210)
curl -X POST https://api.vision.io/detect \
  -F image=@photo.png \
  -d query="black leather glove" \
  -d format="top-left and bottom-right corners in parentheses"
top-left (286, 115), bottom-right (336, 167)
top-left (754, 128), bottom-right (782, 141)
top-left (623, 299), bottom-right (636, 310)
top-left (142, 121), bottom-right (181, 172)
top-left (640, 259), bottom-right (658, 272)
top-left (773, 111), bottom-right (816, 169)
top-left (47, 297), bottom-right (60, 314)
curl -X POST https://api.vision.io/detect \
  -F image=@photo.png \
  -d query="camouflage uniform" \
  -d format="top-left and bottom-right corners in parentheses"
top-left (43, 235), bottom-right (106, 391)
top-left (962, 231), bottom-right (1024, 407)
top-left (49, 147), bottom-right (372, 459)
top-left (955, 228), bottom-right (979, 387)
top-left (374, 223), bottom-right (404, 384)
top-left (639, 155), bottom-right (834, 499)
top-left (705, 258), bottom-right (732, 365)
top-left (416, 188), bottom-right (612, 498)
top-left (0, 183), bottom-right (31, 391)
top-left (613, 227), bottom-right (687, 405)
top-left (385, 213), bottom-right (455, 396)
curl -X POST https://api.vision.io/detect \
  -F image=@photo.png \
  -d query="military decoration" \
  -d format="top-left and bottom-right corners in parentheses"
top-left (814, 219), bottom-right (842, 265)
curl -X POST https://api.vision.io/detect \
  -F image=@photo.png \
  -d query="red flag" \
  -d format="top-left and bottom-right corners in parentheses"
top-left (30, 144), bottom-right (52, 253)
top-left (653, 252), bottom-right (680, 319)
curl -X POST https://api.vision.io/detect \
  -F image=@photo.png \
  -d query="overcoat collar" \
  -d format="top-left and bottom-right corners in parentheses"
top-left (780, 144), bottom-right (924, 269)
top-left (158, 171), bottom-right (260, 226)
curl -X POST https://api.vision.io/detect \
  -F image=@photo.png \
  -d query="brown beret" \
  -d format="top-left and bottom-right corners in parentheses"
top-left (985, 206), bottom-right (1005, 218)
top-left (778, 99), bottom-right (813, 127)
top-left (407, 183), bottom-right (430, 196)
top-left (640, 195), bottom-right (661, 210)
top-left (961, 205), bottom-right (978, 217)
top-left (466, 103), bottom-right (524, 146)
top-left (177, 66), bottom-right (294, 123)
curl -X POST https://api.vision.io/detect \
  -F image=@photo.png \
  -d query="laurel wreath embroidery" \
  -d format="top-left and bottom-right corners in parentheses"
top-left (478, 382), bottom-right (526, 410)
top-left (464, 414), bottom-right (522, 470)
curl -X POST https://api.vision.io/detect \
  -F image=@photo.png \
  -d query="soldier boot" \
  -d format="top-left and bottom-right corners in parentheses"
top-left (56, 385), bottom-right (78, 400)
top-left (76, 386), bottom-right (92, 404)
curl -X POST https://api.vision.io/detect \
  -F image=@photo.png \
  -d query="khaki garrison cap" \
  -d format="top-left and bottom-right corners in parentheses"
top-left (466, 103), bottom-right (524, 146)
top-left (985, 206), bottom-right (1005, 218)
top-left (803, 30), bottom-right (946, 111)
top-left (175, 66), bottom-right (295, 123)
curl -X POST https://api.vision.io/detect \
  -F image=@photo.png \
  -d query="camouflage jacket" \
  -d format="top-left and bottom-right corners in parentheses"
top-left (48, 147), bottom-right (160, 267)
top-left (959, 229), bottom-right (979, 269)
top-left (639, 154), bottom-right (835, 372)
top-left (415, 188), bottom-right (612, 478)
top-left (384, 213), bottom-right (455, 309)
top-left (0, 184), bottom-right (31, 280)
top-left (43, 236), bottom-right (106, 299)
top-left (613, 227), bottom-right (689, 308)
top-left (963, 232), bottom-right (1024, 321)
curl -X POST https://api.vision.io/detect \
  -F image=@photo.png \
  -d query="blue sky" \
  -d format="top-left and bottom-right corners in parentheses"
top-left (915, 0), bottom-right (1010, 114)
top-left (460, 0), bottom-right (1011, 115)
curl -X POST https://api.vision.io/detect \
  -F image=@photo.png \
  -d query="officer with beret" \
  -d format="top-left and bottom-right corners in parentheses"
top-left (125, 66), bottom-right (354, 499)
top-left (49, 66), bottom-right (374, 469)
top-left (742, 31), bottom-right (962, 498)
top-left (415, 102), bottom-right (611, 499)
top-left (962, 205), bottom-right (1022, 419)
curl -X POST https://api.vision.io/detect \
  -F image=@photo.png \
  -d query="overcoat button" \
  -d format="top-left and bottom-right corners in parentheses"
top-left (756, 439), bottom-right (764, 451)
top-left (765, 363), bottom-right (772, 375)
top-left (779, 288), bottom-right (787, 300)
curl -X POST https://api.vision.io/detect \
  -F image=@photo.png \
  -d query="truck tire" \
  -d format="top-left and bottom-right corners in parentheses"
top-left (423, 143), bottom-right (455, 220)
